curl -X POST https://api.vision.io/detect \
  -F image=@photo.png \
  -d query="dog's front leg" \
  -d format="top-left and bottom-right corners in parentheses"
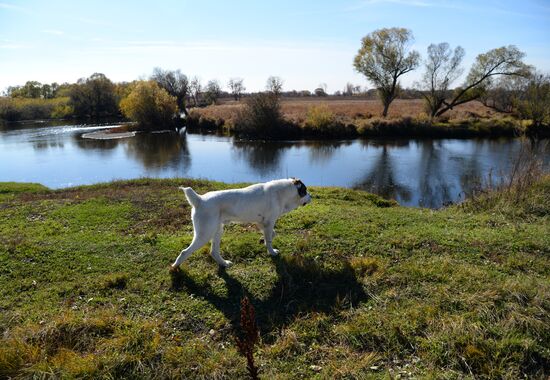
top-left (262, 221), bottom-right (279, 256)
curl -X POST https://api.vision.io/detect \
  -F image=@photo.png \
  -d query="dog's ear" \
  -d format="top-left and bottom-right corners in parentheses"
top-left (292, 178), bottom-right (307, 197)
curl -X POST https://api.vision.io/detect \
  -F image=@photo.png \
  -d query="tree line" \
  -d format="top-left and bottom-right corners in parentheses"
top-left (1, 72), bottom-right (287, 125)
top-left (0, 72), bottom-right (247, 123)
top-left (353, 27), bottom-right (549, 128)
top-left (2, 26), bottom-right (549, 129)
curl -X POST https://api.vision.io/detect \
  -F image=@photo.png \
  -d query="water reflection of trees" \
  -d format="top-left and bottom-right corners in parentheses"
top-left (231, 140), bottom-right (354, 174)
top-left (458, 140), bottom-right (488, 200)
top-left (353, 144), bottom-right (412, 203)
top-left (415, 140), bottom-right (456, 208)
top-left (125, 132), bottom-right (191, 171)
top-left (354, 139), bottom-right (481, 207)
top-left (73, 131), bottom-right (192, 171)
top-left (306, 140), bottom-right (352, 164)
top-left (369, 139), bottom-right (535, 208)
top-left (457, 139), bottom-right (550, 200)
top-left (359, 139), bottom-right (411, 149)
top-left (32, 139), bottom-right (65, 150)
top-left (231, 140), bottom-right (294, 174)
top-left (74, 134), bottom-right (119, 151)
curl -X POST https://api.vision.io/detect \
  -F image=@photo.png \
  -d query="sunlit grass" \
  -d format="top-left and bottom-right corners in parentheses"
top-left (0, 178), bottom-right (548, 378)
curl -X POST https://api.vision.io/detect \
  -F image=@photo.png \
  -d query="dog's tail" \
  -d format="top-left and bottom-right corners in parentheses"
top-left (179, 187), bottom-right (203, 208)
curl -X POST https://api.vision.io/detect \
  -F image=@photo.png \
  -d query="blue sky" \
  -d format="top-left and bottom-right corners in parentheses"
top-left (1, 0), bottom-right (549, 93)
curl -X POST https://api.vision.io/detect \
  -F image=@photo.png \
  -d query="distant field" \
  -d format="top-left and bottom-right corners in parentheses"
top-left (194, 98), bottom-right (498, 125)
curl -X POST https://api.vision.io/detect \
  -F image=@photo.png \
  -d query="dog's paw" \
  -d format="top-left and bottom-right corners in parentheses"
top-left (169, 265), bottom-right (181, 273)
top-left (220, 260), bottom-right (233, 268)
top-left (269, 249), bottom-right (280, 256)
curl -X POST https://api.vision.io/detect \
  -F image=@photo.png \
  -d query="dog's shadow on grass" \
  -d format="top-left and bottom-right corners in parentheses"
top-left (170, 255), bottom-right (369, 340)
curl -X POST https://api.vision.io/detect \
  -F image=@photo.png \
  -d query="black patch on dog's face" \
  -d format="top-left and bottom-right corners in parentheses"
top-left (292, 178), bottom-right (308, 198)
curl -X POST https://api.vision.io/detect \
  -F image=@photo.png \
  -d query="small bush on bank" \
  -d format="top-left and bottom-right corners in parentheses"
top-left (305, 106), bottom-right (336, 131)
top-left (186, 109), bottom-right (225, 132)
top-left (233, 93), bottom-right (290, 138)
top-left (301, 105), bottom-right (357, 137)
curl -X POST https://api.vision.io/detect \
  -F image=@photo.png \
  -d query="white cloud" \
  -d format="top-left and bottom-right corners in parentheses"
top-left (0, 2), bottom-right (25, 11)
top-left (0, 43), bottom-right (27, 49)
top-left (41, 29), bottom-right (64, 36)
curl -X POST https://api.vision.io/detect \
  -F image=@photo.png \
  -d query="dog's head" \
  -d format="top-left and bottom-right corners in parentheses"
top-left (291, 178), bottom-right (312, 207)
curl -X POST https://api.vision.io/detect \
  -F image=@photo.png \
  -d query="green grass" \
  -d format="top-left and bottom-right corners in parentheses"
top-left (0, 178), bottom-right (548, 379)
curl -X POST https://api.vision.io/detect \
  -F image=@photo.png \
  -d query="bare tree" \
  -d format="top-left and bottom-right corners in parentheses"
top-left (151, 68), bottom-right (189, 115)
top-left (189, 76), bottom-right (202, 107)
top-left (204, 80), bottom-right (222, 105)
top-left (518, 71), bottom-right (550, 129)
top-left (266, 76), bottom-right (283, 96)
top-left (417, 43), bottom-right (465, 118)
top-left (228, 78), bottom-right (246, 101)
top-left (354, 27), bottom-right (420, 117)
top-left (480, 74), bottom-right (530, 114)
top-left (343, 82), bottom-right (354, 96)
top-left (433, 45), bottom-right (529, 117)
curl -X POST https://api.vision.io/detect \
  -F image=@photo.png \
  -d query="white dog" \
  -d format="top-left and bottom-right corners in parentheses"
top-left (171, 178), bottom-right (311, 269)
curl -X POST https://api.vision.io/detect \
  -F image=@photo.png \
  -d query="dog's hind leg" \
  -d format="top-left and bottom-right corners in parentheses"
top-left (171, 212), bottom-right (217, 269)
top-left (262, 221), bottom-right (279, 256)
top-left (210, 224), bottom-right (233, 267)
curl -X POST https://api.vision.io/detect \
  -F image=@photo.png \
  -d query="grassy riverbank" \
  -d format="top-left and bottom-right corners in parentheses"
top-left (187, 98), bottom-right (539, 139)
top-left (1, 178), bottom-right (549, 378)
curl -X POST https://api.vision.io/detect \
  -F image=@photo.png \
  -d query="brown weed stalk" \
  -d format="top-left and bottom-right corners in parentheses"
top-left (235, 296), bottom-right (260, 380)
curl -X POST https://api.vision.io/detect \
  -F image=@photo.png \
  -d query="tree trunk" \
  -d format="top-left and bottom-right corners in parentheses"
top-left (382, 101), bottom-right (390, 117)
top-left (176, 96), bottom-right (189, 116)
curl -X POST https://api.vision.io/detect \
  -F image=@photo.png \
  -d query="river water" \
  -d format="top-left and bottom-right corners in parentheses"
top-left (1, 121), bottom-right (548, 208)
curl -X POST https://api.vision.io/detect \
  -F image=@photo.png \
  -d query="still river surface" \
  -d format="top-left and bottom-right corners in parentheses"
top-left (1, 121), bottom-right (548, 208)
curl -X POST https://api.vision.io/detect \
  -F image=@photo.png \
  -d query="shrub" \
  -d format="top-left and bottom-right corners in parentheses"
top-left (119, 81), bottom-right (178, 128)
top-left (0, 98), bottom-right (21, 121)
top-left (233, 93), bottom-right (286, 137)
top-left (305, 106), bottom-right (335, 131)
top-left (302, 106), bottom-right (357, 137)
top-left (185, 109), bottom-right (225, 131)
top-left (0, 97), bottom-right (72, 121)
top-left (51, 102), bottom-right (74, 119)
